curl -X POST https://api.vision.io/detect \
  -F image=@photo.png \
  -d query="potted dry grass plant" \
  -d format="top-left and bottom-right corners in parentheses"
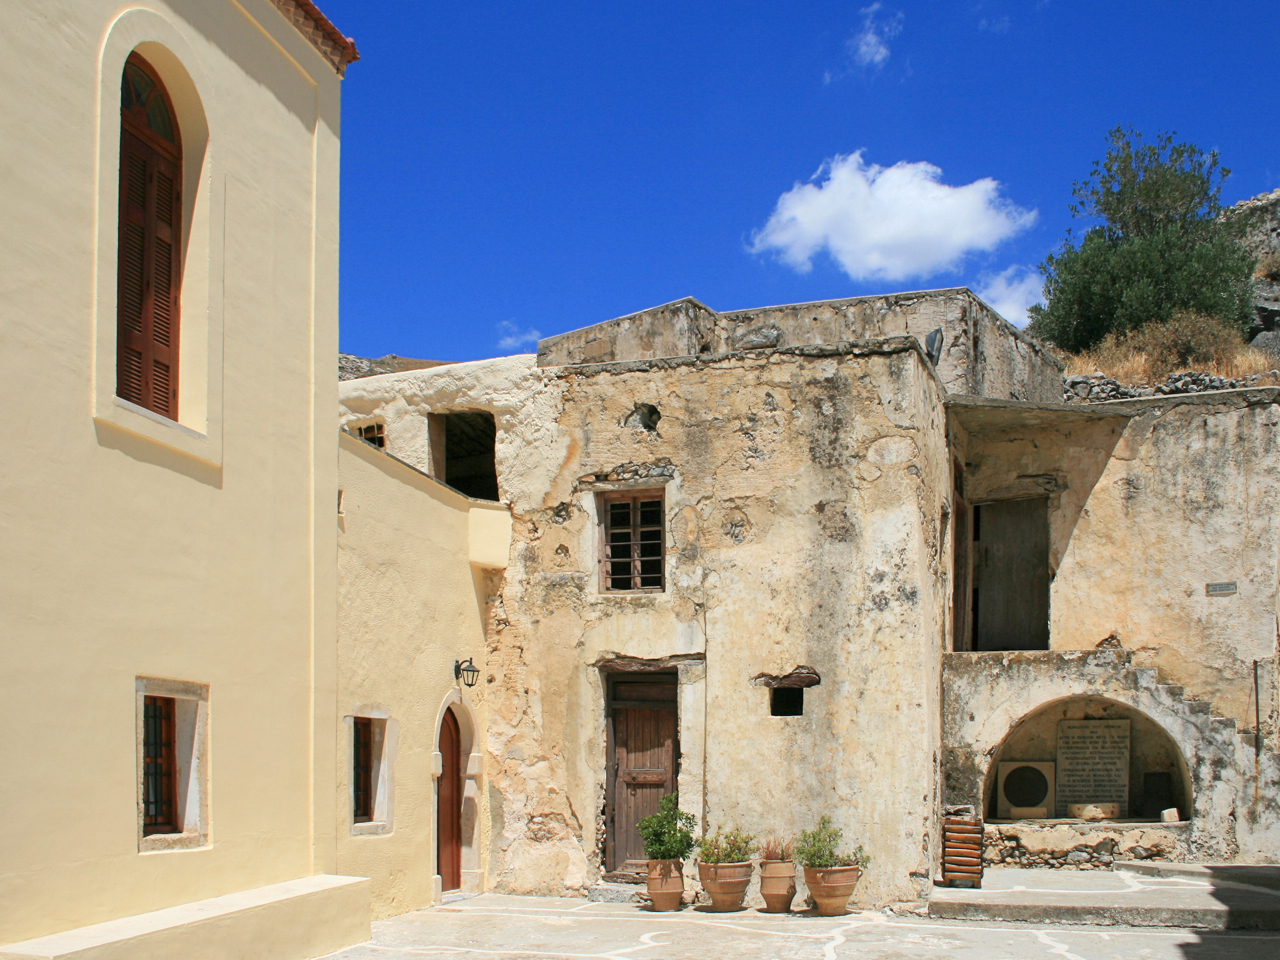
top-left (795, 815), bottom-right (869, 916)
top-left (695, 828), bottom-right (757, 912)
top-left (636, 793), bottom-right (696, 911)
top-left (757, 836), bottom-right (797, 913)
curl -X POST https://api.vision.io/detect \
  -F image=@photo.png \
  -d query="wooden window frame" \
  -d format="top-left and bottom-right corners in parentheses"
top-left (352, 716), bottom-right (374, 823)
top-left (142, 695), bottom-right (179, 835)
top-left (117, 52), bottom-right (182, 419)
top-left (356, 422), bottom-right (385, 448)
top-left (598, 491), bottom-right (666, 593)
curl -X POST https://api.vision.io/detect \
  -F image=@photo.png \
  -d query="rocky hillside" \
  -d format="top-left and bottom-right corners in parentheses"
top-left (338, 354), bottom-right (448, 381)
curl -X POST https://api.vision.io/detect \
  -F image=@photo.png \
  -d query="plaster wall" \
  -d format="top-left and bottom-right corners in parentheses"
top-left (0, 0), bottom-right (344, 945)
top-left (536, 290), bottom-right (1063, 404)
top-left (336, 433), bottom-right (507, 917)
top-left (941, 651), bottom-right (1279, 864)
top-left (953, 391), bottom-right (1280, 730)
top-left (341, 343), bottom-right (951, 905)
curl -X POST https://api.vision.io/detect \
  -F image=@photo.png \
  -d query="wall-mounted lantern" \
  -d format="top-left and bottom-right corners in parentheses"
top-left (455, 658), bottom-right (480, 688)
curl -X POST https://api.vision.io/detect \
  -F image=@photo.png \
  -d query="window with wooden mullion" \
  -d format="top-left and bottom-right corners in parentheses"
top-left (142, 695), bottom-right (179, 835)
top-left (352, 717), bottom-right (374, 823)
top-left (604, 494), bottom-right (665, 591)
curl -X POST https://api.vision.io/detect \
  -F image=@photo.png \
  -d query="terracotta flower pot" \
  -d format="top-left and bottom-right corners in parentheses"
top-left (758, 860), bottom-right (797, 913)
top-left (697, 860), bottom-right (753, 912)
top-left (646, 859), bottom-right (685, 911)
top-left (803, 865), bottom-right (862, 916)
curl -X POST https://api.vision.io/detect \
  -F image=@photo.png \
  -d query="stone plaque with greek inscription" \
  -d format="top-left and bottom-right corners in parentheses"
top-left (1055, 720), bottom-right (1130, 818)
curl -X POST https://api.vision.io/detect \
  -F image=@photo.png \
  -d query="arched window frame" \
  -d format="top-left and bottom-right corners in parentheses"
top-left (116, 52), bottom-right (183, 419)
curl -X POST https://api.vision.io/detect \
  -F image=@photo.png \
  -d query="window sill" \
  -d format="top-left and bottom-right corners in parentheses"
top-left (351, 821), bottom-right (392, 837)
top-left (96, 396), bottom-right (223, 467)
top-left (139, 830), bottom-right (209, 854)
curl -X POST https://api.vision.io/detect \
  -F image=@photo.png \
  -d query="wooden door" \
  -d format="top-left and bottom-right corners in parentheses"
top-left (437, 708), bottom-right (462, 891)
top-left (606, 674), bottom-right (678, 872)
top-left (973, 498), bottom-right (1050, 651)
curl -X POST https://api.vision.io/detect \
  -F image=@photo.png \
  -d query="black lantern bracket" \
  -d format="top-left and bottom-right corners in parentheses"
top-left (455, 657), bottom-right (480, 688)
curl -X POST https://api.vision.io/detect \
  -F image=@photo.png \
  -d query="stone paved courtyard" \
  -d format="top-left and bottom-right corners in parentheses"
top-left (321, 893), bottom-right (1280, 960)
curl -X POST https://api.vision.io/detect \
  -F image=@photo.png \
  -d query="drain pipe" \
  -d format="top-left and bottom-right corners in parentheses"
top-left (1255, 659), bottom-right (1263, 762)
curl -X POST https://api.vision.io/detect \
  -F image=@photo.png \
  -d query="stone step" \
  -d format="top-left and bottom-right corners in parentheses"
top-left (928, 867), bottom-right (1280, 930)
top-left (587, 882), bottom-right (644, 903)
top-left (1114, 860), bottom-right (1280, 893)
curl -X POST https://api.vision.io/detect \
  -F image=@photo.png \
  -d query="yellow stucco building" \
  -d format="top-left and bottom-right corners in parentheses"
top-left (0, 2), bottom-right (508, 957)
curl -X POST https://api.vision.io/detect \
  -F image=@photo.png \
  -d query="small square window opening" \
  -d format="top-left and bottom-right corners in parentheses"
top-left (601, 492), bottom-right (665, 591)
top-left (357, 423), bottom-right (385, 448)
top-left (771, 687), bottom-right (804, 717)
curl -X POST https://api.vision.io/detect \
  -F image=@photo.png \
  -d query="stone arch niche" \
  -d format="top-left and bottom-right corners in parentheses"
top-left (433, 689), bottom-right (483, 896)
top-left (983, 695), bottom-right (1193, 823)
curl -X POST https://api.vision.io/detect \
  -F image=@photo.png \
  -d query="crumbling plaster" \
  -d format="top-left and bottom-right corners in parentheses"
top-left (951, 390), bottom-right (1280, 730)
top-left (536, 289), bottom-right (1063, 404)
top-left (340, 341), bottom-right (952, 904)
top-left (941, 650), bottom-right (1280, 864)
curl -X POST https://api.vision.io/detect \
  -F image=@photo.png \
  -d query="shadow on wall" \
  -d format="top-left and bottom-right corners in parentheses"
top-left (985, 695), bottom-right (1193, 821)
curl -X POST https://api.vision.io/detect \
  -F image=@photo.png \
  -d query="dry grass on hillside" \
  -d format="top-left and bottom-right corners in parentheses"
top-left (1060, 312), bottom-right (1279, 385)
top-left (1256, 252), bottom-right (1280, 282)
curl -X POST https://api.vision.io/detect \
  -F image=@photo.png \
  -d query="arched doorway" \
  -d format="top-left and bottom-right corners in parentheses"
top-left (984, 695), bottom-right (1193, 822)
top-left (437, 708), bottom-right (462, 891)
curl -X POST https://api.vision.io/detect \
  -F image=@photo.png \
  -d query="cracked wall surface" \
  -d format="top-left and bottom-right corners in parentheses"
top-left (536, 289), bottom-right (1063, 404)
top-left (341, 342), bottom-right (950, 905)
top-left (946, 393), bottom-right (1280, 865)
top-left (951, 391), bottom-right (1280, 730)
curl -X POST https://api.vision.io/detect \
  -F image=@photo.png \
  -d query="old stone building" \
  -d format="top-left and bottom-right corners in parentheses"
top-left (338, 287), bottom-right (1280, 909)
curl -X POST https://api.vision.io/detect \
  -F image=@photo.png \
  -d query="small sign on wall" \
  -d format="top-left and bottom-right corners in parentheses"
top-left (1206, 582), bottom-right (1238, 597)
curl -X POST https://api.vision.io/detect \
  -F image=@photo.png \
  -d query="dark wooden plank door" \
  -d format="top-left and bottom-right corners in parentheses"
top-left (607, 675), bottom-right (678, 871)
top-left (974, 497), bottom-right (1050, 651)
top-left (437, 708), bottom-right (462, 891)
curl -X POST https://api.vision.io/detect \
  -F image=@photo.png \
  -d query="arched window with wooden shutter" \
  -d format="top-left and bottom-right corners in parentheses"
top-left (117, 53), bottom-right (181, 419)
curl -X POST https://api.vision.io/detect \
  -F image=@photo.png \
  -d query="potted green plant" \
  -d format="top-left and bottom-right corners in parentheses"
top-left (757, 836), bottom-right (797, 913)
top-left (696, 828), bottom-right (757, 912)
top-left (794, 816), bottom-right (869, 916)
top-left (637, 793), bottom-right (696, 911)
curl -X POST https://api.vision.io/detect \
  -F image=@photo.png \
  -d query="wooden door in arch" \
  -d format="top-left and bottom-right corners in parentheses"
top-left (437, 708), bottom-right (462, 891)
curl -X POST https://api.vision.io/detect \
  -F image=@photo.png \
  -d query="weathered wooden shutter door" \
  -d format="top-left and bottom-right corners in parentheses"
top-left (117, 131), bottom-right (180, 417)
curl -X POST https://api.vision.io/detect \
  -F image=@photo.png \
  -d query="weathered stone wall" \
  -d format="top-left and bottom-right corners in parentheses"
top-left (340, 342), bottom-right (951, 904)
top-left (537, 289), bottom-right (1063, 403)
top-left (1233, 188), bottom-right (1280, 262)
top-left (982, 821), bottom-right (1191, 870)
top-left (941, 650), bottom-right (1278, 864)
top-left (951, 390), bottom-right (1280, 730)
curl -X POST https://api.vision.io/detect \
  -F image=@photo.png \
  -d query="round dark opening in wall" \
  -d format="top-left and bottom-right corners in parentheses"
top-left (624, 403), bottom-right (662, 432)
top-left (1004, 765), bottom-right (1050, 808)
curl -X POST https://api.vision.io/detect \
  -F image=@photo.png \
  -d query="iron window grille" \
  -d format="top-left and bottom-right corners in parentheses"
top-left (601, 492), bottom-right (665, 592)
top-left (142, 695), bottom-right (179, 834)
top-left (356, 422), bottom-right (385, 448)
top-left (353, 717), bottom-right (374, 822)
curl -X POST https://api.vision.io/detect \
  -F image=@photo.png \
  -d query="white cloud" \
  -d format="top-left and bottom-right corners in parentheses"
top-left (850, 4), bottom-right (904, 68)
top-left (751, 151), bottom-right (1037, 283)
top-left (974, 265), bottom-right (1044, 328)
top-left (496, 320), bottom-right (542, 352)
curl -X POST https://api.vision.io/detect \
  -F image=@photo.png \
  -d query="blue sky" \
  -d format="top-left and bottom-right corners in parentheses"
top-left (319, 1), bottom-right (1280, 362)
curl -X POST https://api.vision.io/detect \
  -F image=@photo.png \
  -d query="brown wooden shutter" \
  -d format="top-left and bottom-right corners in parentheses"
top-left (117, 96), bottom-right (181, 418)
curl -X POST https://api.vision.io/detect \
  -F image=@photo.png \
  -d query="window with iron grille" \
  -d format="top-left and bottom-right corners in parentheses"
top-left (356, 422), bottom-right (385, 448)
top-left (353, 716), bottom-right (374, 822)
top-left (142, 695), bottom-right (179, 835)
top-left (601, 492), bottom-right (665, 592)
